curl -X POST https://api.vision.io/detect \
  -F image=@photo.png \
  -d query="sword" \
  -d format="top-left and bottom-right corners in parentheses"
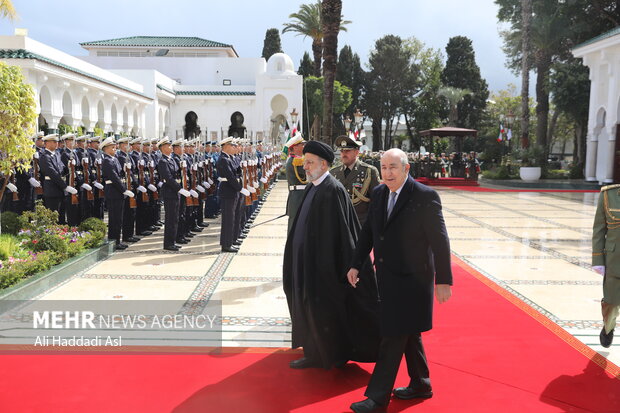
top-left (250, 214), bottom-right (286, 228)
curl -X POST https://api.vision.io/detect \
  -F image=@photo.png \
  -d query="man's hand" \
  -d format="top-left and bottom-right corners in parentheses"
top-left (347, 268), bottom-right (360, 288)
top-left (435, 284), bottom-right (452, 304)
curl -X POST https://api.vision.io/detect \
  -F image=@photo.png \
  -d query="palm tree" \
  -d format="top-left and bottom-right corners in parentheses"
top-left (520, 0), bottom-right (531, 149)
top-left (321, 0), bottom-right (342, 144)
top-left (282, 1), bottom-right (350, 77)
top-left (0, 0), bottom-right (16, 20)
top-left (438, 86), bottom-right (471, 126)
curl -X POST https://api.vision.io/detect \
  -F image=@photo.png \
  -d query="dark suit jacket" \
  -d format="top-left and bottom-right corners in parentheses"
top-left (157, 154), bottom-right (181, 199)
top-left (39, 149), bottom-right (67, 197)
top-left (216, 152), bottom-right (242, 198)
top-left (352, 176), bottom-right (452, 336)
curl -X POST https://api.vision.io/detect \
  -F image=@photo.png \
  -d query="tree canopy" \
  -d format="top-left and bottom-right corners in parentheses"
top-left (261, 28), bottom-right (283, 61)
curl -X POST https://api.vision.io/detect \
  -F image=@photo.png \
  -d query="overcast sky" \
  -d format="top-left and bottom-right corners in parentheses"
top-left (2, 0), bottom-right (517, 93)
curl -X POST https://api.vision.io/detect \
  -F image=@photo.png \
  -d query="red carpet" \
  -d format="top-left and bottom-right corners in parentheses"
top-left (0, 258), bottom-right (619, 412)
top-left (446, 186), bottom-right (598, 193)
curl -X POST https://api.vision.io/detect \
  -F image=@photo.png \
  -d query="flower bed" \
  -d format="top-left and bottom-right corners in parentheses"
top-left (0, 203), bottom-right (106, 290)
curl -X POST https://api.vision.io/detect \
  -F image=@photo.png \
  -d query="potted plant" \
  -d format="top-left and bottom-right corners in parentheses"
top-left (513, 146), bottom-right (543, 181)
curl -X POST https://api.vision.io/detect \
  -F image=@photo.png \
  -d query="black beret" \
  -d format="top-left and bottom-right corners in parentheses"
top-left (303, 140), bottom-right (335, 163)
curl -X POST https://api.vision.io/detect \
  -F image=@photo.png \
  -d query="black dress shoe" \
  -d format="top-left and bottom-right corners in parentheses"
top-left (393, 386), bottom-right (433, 400)
top-left (221, 246), bottom-right (239, 253)
top-left (139, 231), bottom-right (153, 236)
top-left (289, 357), bottom-right (320, 369)
top-left (191, 226), bottom-right (204, 232)
top-left (238, 234), bottom-right (247, 239)
top-left (163, 245), bottom-right (180, 251)
top-left (233, 241), bottom-right (242, 246)
top-left (115, 243), bottom-right (128, 250)
top-left (350, 398), bottom-right (386, 413)
top-left (123, 237), bottom-right (141, 243)
top-left (176, 239), bottom-right (189, 244)
top-left (148, 226), bottom-right (159, 231)
top-left (157, 220), bottom-right (164, 226)
top-left (186, 232), bottom-right (195, 238)
top-left (600, 328), bottom-right (614, 348)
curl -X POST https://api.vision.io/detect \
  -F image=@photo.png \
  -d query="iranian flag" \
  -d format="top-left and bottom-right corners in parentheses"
top-left (497, 124), bottom-right (505, 142)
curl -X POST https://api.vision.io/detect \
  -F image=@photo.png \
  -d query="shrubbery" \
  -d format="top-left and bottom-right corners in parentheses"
top-left (0, 211), bottom-right (20, 235)
top-left (0, 202), bottom-right (106, 290)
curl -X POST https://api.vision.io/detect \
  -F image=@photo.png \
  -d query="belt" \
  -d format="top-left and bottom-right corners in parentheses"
top-left (45, 176), bottom-right (51, 180)
top-left (175, 179), bottom-right (181, 183)
top-left (105, 180), bottom-right (112, 184)
top-left (289, 185), bottom-right (306, 190)
top-left (218, 177), bottom-right (227, 182)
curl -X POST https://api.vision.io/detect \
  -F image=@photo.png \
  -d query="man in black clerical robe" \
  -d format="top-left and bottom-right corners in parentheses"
top-left (283, 140), bottom-right (380, 370)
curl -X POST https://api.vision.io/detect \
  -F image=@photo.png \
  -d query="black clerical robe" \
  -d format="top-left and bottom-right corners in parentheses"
top-left (283, 173), bottom-right (380, 369)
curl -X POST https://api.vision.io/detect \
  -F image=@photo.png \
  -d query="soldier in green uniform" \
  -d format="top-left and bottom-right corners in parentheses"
top-left (592, 184), bottom-right (620, 347)
top-left (330, 135), bottom-right (380, 225)
top-left (285, 133), bottom-right (306, 233)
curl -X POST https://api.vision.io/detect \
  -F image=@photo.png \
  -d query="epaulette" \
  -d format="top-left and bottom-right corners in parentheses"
top-left (601, 184), bottom-right (620, 192)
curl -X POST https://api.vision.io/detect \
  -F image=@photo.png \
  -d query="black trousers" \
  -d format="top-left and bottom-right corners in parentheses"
top-left (65, 195), bottom-right (81, 227)
top-left (164, 196), bottom-right (179, 248)
top-left (122, 198), bottom-right (136, 240)
top-left (235, 193), bottom-right (245, 240)
top-left (365, 333), bottom-right (430, 406)
top-left (43, 196), bottom-right (64, 219)
top-left (136, 195), bottom-right (150, 234)
top-left (106, 198), bottom-right (124, 244)
top-left (219, 196), bottom-right (239, 248)
top-left (177, 197), bottom-right (187, 241)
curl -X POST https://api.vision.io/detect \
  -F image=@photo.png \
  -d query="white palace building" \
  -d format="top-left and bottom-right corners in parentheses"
top-left (0, 31), bottom-right (302, 144)
top-left (573, 27), bottom-right (620, 184)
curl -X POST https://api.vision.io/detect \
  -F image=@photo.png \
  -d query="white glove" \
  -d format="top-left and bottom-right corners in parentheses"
top-left (192, 164), bottom-right (198, 171)
top-left (96, 158), bottom-right (102, 165)
top-left (181, 160), bottom-right (187, 168)
top-left (260, 177), bottom-right (267, 183)
top-left (123, 190), bottom-right (135, 198)
top-left (34, 152), bottom-right (39, 159)
top-left (157, 181), bottom-right (164, 188)
top-left (204, 182), bottom-right (211, 189)
top-left (83, 157), bottom-right (89, 164)
top-left (94, 182), bottom-right (104, 190)
top-left (6, 183), bottom-right (18, 192)
top-left (248, 186), bottom-right (256, 194)
top-left (137, 185), bottom-right (147, 193)
top-left (178, 188), bottom-right (191, 197)
top-left (65, 186), bottom-right (77, 195)
top-left (150, 161), bottom-right (155, 167)
top-left (207, 178), bottom-right (214, 185)
top-left (199, 161), bottom-right (204, 167)
top-left (240, 188), bottom-right (250, 196)
top-left (139, 160), bottom-right (145, 166)
top-left (81, 183), bottom-right (92, 191)
top-left (190, 189), bottom-right (199, 198)
top-left (593, 266), bottom-right (605, 276)
top-left (70, 159), bottom-right (76, 166)
top-left (29, 177), bottom-right (41, 187)
top-left (196, 185), bottom-right (205, 193)
top-left (253, 182), bottom-right (259, 188)
top-left (148, 184), bottom-right (157, 192)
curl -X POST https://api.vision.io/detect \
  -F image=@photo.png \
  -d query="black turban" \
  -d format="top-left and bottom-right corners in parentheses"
top-left (303, 140), bottom-right (335, 163)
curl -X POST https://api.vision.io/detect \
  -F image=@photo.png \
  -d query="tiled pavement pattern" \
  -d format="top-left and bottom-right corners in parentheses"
top-left (28, 183), bottom-right (618, 367)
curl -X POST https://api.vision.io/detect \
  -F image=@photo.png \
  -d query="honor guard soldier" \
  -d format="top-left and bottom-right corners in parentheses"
top-left (61, 133), bottom-right (84, 227)
top-left (101, 137), bottom-right (133, 250)
top-left (216, 137), bottom-right (250, 253)
top-left (593, 183), bottom-right (620, 348)
top-left (142, 138), bottom-right (161, 231)
top-left (149, 137), bottom-right (164, 226)
top-left (130, 137), bottom-right (153, 237)
top-left (172, 139), bottom-right (191, 245)
top-left (157, 137), bottom-right (188, 251)
top-left (39, 133), bottom-right (78, 218)
top-left (88, 136), bottom-right (105, 219)
top-left (204, 141), bottom-right (220, 219)
top-left (284, 133), bottom-right (307, 233)
top-left (75, 135), bottom-right (94, 220)
top-left (115, 137), bottom-right (139, 243)
top-left (331, 135), bottom-right (380, 225)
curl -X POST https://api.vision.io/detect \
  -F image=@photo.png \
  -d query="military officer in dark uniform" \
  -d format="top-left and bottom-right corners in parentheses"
top-left (285, 133), bottom-right (306, 233)
top-left (101, 137), bottom-right (132, 250)
top-left (331, 135), bottom-right (380, 225)
top-left (39, 134), bottom-right (78, 217)
top-left (60, 133), bottom-right (83, 227)
top-left (88, 136), bottom-right (105, 219)
top-left (157, 137), bottom-right (189, 251)
top-left (593, 183), bottom-right (620, 347)
top-left (117, 137), bottom-right (140, 243)
top-left (216, 137), bottom-right (250, 253)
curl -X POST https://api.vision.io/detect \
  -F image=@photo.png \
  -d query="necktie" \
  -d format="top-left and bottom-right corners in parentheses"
top-left (344, 167), bottom-right (351, 178)
top-left (387, 191), bottom-right (397, 218)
